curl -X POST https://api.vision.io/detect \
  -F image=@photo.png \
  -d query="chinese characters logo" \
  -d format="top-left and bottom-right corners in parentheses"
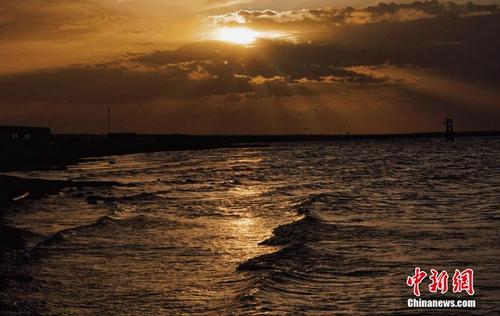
top-left (407, 267), bottom-right (474, 296)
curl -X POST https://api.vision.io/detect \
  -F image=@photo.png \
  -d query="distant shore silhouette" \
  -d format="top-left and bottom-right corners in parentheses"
top-left (1, 128), bottom-right (499, 171)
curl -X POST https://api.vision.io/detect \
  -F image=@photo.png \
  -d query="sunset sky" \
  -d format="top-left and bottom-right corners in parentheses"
top-left (1, 0), bottom-right (499, 134)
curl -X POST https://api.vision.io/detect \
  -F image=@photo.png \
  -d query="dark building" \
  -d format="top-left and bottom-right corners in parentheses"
top-left (0, 126), bottom-right (51, 144)
top-left (0, 126), bottom-right (52, 168)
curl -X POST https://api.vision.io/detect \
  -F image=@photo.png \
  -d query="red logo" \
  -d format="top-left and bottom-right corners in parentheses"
top-left (452, 269), bottom-right (475, 295)
top-left (407, 267), bottom-right (474, 296)
top-left (407, 267), bottom-right (427, 297)
top-left (429, 269), bottom-right (449, 294)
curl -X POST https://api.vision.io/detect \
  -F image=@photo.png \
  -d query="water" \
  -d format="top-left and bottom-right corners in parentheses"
top-left (1, 138), bottom-right (499, 314)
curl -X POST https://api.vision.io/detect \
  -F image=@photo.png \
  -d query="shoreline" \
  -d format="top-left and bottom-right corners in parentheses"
top-left (0, 175), bottom-right (120, 208)
top-left (0, 175), bottom-right (120, 295)
top-left (2, 131), bottom-right (499, 172)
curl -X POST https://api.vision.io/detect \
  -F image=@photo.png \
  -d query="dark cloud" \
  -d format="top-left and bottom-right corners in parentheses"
top-left (0, 65), bottom-right (252, 104)
top-left (132, 40), bottom-right (395, 81)
top-left (0, 58), bottom-right (385, 104)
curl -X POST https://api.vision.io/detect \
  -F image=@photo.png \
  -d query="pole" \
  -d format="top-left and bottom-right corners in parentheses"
top-left (107, 107), bottom-right (110, 135)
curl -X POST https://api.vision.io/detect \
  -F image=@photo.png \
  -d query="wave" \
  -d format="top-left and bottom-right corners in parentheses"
top-left (30, 208), bottom-right (199, 256)
top-left (238, 192), bottom-right (336, 272)
top-left (32, 215), bottom-right (114, 250)
top-left (237, 191), bottom-right (393, 270)
top-left (85, 192), bottom-right (158, 204)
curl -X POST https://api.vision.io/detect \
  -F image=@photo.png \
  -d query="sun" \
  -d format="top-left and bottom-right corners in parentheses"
top-left (214, 27), bottom-right (260, 45)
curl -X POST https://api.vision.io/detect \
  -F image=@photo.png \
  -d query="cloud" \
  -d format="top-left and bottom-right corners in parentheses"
top-left (200, 2), bottom-right (500, 87)
top-left (0, 0), bottom-right (126, 40)
top-left (131, 40), bottom-right (392, 79)
top-left (0, 56), bottom-right (386, 105)
top-left (3, 8), bottom-right (500, 106)
top-left (211, 1), bottom-right (500, 26)
top-left (0, 64), bottom-right (253, 104)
